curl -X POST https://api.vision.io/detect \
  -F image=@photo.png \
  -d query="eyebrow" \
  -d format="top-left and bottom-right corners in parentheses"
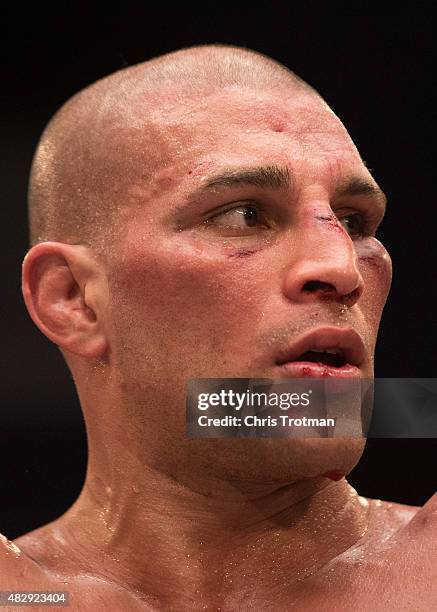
top-left (335, 176), bottom-right (387, 209)
top-left (182, 163), bottom-right (387, 213)
top-left (195, 164), bottom-right (291, 192)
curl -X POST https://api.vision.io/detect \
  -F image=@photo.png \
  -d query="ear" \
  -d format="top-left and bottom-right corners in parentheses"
top-left (22, 242), bottom-right (109, 360)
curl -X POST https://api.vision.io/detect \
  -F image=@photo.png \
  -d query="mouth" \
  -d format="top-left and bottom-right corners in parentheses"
top-left (295, 348), bottom-right (347, 368)
top-left (275, 327), bottom-right (366, 378)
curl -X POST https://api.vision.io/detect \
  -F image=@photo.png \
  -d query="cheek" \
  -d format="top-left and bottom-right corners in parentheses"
top-left (107, 234), bottom-right (268, 349)
top-left (355, 237), bottom-right (392, 316)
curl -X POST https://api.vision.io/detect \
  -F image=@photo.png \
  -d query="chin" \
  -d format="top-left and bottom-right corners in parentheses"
top-left (185, 437), bottom-right (366, 484)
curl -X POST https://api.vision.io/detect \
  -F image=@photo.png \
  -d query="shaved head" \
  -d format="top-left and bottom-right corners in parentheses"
top-left (28, 44), bottom-right (318, 257)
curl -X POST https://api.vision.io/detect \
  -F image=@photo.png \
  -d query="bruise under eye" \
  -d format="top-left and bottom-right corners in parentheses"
top-left (355, 236), bottom-right (391, 271)
top-left (227, 248), bottom-right (258, 258)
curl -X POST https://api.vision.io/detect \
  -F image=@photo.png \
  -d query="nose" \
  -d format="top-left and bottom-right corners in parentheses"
top-left (282, 214), bottom-right (365, 307)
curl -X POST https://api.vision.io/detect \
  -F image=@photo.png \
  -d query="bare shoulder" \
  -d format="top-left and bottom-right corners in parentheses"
top-left (1, 530), bottom-right (152, 611)
top-left (304, 493), bottom-right (437, 611)
top-left (390, 490), bottom-right (437, 552)
top-left (367, 490), bottom-right (437, 539)
top-left (359, 491), bottom-right (437, 583)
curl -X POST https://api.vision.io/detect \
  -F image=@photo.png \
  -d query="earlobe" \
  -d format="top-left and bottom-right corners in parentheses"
top-left (22, 242), bottom-right (108, 360)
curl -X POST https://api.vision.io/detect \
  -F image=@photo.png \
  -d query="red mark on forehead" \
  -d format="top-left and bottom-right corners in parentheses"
top-left (186, 160), bottom-right (217, 178)
top-left (270, 117), bottom-right (286, 133)
top-left (265, 113), bottom-right (290, 134)
top-left (237, 97), bottom-right (293, 133)
top-left (273, 123), bottom-right (285, 133)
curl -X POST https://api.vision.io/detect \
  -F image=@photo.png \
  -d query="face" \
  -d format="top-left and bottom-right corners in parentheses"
top-left (100, 86), bottom-right (392, 484)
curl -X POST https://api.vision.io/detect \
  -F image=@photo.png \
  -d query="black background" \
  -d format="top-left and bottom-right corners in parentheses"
top-left (1, 4), bottom-right (436, 539)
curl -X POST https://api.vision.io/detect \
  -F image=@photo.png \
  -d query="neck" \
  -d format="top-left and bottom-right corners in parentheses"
top-left (49, 456), bottom-right (369, 609)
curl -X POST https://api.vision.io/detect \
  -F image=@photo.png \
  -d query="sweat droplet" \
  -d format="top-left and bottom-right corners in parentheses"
top-left (358, 496), bottom-right (369, 508)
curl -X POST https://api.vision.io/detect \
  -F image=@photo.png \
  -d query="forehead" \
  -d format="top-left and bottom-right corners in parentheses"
top-left (182, 87), bottom-right (342, 135)
top-left (149, 86), bottom-right (365, 184)
top-left (114, 85), bottom-right (374, 217)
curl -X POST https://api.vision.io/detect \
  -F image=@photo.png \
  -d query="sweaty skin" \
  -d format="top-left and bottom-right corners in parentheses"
top-left (2, 46), bottom-right (436, 611)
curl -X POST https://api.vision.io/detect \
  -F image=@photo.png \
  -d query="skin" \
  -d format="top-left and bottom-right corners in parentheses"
top-left (2, 52), bottom-right (436, 610)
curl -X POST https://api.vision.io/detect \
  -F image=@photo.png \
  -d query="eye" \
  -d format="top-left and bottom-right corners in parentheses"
top-left (204, 203), bottom-right (269, 234)
top-left (338, 213), bottom-right (369, 238)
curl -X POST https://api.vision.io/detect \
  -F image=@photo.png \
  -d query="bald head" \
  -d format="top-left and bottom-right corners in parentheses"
top-left (28, 44), bottom-right (318, 256)
top-left (22, 43), bottom-right (391, 496)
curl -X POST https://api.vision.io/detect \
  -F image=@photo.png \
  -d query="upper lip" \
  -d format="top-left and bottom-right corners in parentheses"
top-left (275, 327), bottom-right (366, 367)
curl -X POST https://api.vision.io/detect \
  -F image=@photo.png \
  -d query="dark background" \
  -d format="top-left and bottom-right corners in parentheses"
top-left (1, 4), bottom-right (436, 539)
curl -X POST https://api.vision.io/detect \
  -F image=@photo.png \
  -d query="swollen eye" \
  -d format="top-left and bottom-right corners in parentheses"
top-left (340, 214), bottom-right (365, 238)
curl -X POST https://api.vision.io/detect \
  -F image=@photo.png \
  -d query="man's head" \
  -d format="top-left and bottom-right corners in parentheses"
top-left (22, 45), bottom-right (392, 491)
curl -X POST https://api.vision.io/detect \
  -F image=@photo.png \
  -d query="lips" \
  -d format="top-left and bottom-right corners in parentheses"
top-left (275, 327), bottom-right (366, 377)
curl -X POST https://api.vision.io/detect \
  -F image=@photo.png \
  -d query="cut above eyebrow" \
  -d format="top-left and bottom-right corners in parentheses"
top-left (196, 164), bottom-right (291, 192)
